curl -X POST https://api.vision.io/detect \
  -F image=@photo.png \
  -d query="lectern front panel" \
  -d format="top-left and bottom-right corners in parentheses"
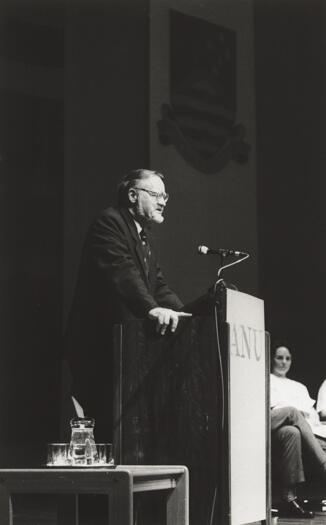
top-left (226, 288), bottom-right (267, 525)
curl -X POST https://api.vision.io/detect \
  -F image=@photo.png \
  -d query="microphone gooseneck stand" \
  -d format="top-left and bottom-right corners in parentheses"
top-left (213, 251), bottom-right (250, 296)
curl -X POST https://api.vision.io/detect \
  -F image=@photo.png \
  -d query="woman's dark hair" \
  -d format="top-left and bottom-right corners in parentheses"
top-left (117, 169), bottom-right (164, 207)
top-left (271, 339), bottom-right (291, 359)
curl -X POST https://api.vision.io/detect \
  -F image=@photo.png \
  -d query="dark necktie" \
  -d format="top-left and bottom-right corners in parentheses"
top-left (140, 229), bottom-right (151, 276)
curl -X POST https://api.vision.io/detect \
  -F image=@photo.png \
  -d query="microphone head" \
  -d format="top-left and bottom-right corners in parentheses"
top-left (198, 245), bottom-right (209, 255)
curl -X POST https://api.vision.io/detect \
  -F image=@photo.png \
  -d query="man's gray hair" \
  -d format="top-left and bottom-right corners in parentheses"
top-left (117, 169), bottom-right (164, 207)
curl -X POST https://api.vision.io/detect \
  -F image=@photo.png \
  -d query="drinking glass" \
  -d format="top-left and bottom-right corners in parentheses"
top-left (47, 443), bottom-right (70, 466)
top-left (96, 443), bottom-right (114, 465)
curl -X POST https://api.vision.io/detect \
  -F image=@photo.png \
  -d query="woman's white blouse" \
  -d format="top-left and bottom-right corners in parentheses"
top-left (317, 379), bottom-right (326, 413)
top-left (270, 374), bottom-right (315, 413)
top-left (270, 374), bottom-right (326, 438)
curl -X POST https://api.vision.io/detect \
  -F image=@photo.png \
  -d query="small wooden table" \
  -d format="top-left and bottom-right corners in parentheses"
top-left (0, 465), bottom-right (189, 525)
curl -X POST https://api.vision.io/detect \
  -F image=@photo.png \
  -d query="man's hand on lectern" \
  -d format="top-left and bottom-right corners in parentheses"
top-left (148, 307), bottom-right (192, 335)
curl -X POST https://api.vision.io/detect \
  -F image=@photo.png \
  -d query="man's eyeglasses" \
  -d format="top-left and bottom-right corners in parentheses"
top-left (134, 187), bottom-right (169, 202)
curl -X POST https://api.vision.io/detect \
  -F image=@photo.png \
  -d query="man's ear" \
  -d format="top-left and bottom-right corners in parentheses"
top-left (128, 188), bottom-right (138, 204)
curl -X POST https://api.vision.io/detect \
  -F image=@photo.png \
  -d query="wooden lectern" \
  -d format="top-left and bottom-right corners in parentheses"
top-left (113, 288), bottom-right (271, 525)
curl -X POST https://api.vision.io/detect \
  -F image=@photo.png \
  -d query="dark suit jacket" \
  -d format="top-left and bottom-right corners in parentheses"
top-left (64, 206), bottom-right (182, 432)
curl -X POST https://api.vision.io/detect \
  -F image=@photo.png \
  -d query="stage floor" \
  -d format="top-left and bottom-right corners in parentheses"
top-left (278, 515), bottom-right (326, 525)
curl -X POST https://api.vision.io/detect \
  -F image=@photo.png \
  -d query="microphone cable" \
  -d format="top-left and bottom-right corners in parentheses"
top-left (208, 278), bottom-right (225, 525)
top-left (209, 256), bottom-right (248, 525)
top-left (213, 278), bottom-right (225, 432)
top-left (202, 249), bottom-right (250, 525)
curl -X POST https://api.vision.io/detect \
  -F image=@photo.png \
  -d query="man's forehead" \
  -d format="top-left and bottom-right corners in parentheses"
top-left (140, 174), bottom-right (165, 190)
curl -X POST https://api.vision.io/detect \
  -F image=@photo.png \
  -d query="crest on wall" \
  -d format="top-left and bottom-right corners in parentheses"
top-left (157, 10), bottom-right (250, 174)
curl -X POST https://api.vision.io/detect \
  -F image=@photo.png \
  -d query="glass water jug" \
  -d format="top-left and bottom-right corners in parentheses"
top-left (69, 417), bottom-right (98, 465)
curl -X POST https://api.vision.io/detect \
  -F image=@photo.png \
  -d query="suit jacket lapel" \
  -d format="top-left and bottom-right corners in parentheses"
top-left (119, 207), bottom-right (150, 285)
top-left (146, 230), bottom-right (157, 292)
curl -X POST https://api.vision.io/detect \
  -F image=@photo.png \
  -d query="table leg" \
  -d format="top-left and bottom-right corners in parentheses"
top-left (166, 469), bottom-right (189, 525)
top-left (108, 471), bottom-right (133, 525)
top-left (0, 481), bottom-right (13, 525)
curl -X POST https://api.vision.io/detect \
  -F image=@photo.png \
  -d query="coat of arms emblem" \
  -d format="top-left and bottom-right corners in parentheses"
top-left (158, 10), bottom-right (250, 174)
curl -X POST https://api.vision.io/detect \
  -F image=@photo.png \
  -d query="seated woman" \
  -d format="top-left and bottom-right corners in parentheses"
top-left (271, 345), bottom-right (326, 445)
top-left (317, 379), bottom-right (326, 421)
top-left (270, 342), bottom-right (326, 518)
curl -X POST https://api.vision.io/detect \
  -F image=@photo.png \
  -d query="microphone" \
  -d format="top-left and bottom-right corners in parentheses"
top-left (198, 245), bottom-right (248, 257)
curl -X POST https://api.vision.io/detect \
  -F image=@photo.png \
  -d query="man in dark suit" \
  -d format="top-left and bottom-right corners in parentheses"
top-left (65, 169), bottom-right (190, 440)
